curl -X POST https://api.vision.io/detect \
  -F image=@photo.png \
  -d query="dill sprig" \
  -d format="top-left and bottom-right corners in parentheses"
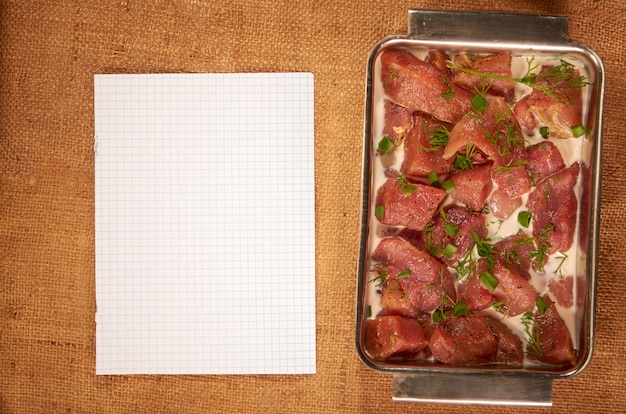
top-left (446, 57), bottom-right (590, 104)
top-left (522, 310), bottom-right (543, 357)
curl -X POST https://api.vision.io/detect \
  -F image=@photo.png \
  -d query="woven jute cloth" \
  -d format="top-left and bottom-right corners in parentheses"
top-left (1, 1), bottom-right (624, 413)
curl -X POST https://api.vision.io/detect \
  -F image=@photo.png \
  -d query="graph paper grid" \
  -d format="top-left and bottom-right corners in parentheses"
top-left (94, 73), bottom-right (315, 375)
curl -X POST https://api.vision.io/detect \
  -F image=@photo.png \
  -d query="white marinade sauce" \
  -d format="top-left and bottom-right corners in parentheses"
top-left (365, 47), bottom-right (593, 367)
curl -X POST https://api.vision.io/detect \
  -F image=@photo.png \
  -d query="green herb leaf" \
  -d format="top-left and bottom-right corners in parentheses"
top-left (471, 92), bottom-right (489, 114)
top-left (442, 243), bottom-right (458, 259)
top-left (441, 77), bottom-right (455, 100)
top-left (432, 306), bottom-right (445, 323)
top-left (428, 171), bottom-right (440, 185)
top-left (536, 297), bottom-right (548, 315)
top-left (374, 204), bottom-right (384, 218)
top-left (378, 135), bottom-right (395, 154)
top-left (453, 302), bottom-right (469, 317)
top-left (453, 142), bottom-right (476, 171)
top-left (443, 222), bottom-right (459, 238)
top-left (397, 269), bottom-right (411, 279)
top-left (397, 174), bottom-right (416, 196)
top-left (522, 311), bottom-right (543, 357)
top-left (571, 124), bottom-right (587, 137)
top-left (539, 126), bottom-right (550, 139)
top-left (479, 271), bottom-right (499, 292)
top-left (366, 305), bottom-right (372, 318)
top-left (441, 179), bottom-right (456, 193)
top-left (517, 211), bottom-right (532, 228)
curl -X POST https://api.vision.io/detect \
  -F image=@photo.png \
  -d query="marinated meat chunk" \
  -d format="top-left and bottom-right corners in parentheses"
top-left (531, 295), bottom-right (576, 366)
top-left (380, 278), bottom-right (422, 318)
top-left (487, 188), bottom-right (522, 219)
top-left (548, 276), bottom-right (574, 308)
top-left (451, 51), bottom-right (516, 100)
top-left (371, 237), bottom-right (456, 312)
top-left (526, 141), bottom-right (566, 185)
top-left (365, 315), bottom-right (429, 358)
top-left (375, 175), bottom-right (446, 231)
top-left (426, 49), bottom-right (451, 73)
top-left (527, 163), bottom-right (580, 254)
top-left (513, 66), bottom-right (584, 139)
top-left (493, 234), bottom-right (535, 280)
top-left (491, 262), bottom-right (538, 316)
top-left (457, 274), bottom-right (492, 311)
top-left (417, 205), bottom-right (487, 266)
top-left (401, 113), bottom-right (453, 177)
top-left (490, 145), bottom-right (532, 199)
top-left (485, 315), bottom-right (524, 365)
top-left (382, 99), bottom-right (413, 146)
top-left (429, 313), bottom-right (497, 365)
top-left (380, 48), bottom-right (473, 123)
top-left (449, 161), bottom-right (493, 211)
top-left (443, 96), bottom-right (510, 165)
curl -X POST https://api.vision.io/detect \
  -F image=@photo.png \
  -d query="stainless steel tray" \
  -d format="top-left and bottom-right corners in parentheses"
top-left (356, 10), bottom-right (605, 406)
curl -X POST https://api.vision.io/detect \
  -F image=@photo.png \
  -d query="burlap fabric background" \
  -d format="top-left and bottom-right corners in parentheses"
top-left (1, 1), bottom-right (624, 413)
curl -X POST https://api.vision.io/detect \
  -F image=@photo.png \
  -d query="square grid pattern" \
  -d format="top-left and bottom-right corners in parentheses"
top-left (94, 73), bottom-right (315, 374)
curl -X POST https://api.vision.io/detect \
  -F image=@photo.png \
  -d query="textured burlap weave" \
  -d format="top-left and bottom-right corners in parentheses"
top-left (1, 1), bottom-right (625, 413)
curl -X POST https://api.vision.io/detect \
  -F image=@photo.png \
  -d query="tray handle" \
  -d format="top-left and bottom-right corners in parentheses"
top-left (393, 372), bottom-right (553, 406)
top-left (408, 10), bottom-right (569, 44)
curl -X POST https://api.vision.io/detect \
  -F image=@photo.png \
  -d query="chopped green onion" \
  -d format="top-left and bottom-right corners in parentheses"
top-left (443, 222), bottom-right (459, 238)
top-left (432, 306), bottom-right (445, 323)
top-left (428, 171), bottom-right (440, 185)
top-left (517, 211), bottom-right (532, 228)
top-left (441, 179), bottom-right (456, 192)
top-left (397, 174), bottom-right (416, 196)
top-left (480, 271), bottom-right (499, 292)
top-left (536, 297), bottom-right (548, 315)
top-left (471, 92), bottom-right (489, 114)
top-left (442, 243), bottom-right (458, 258)
top-left (374, 205), bottom-right (384, 218)
top-left (453, 302), bottom-right (469, 317)
top-left (571, 124), bottom-right (587, 137)
top-left (397, 269), bottom-right (411, 279)
top-left (378, 135), bottom-right (395, 154)
top-left (539, 126), bottom-right (549, 139)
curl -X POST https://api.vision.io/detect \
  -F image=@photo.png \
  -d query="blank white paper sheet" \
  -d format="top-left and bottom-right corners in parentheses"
top-left (94, 73), bottom-right (315, 375)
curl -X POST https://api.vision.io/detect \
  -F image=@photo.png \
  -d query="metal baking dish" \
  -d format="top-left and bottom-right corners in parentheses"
top-left (356, 10), bottom-right (604, 406)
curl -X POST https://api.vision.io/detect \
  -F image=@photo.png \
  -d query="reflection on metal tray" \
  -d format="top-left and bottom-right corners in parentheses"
top-left (356, 10), bottom-right (605, 406)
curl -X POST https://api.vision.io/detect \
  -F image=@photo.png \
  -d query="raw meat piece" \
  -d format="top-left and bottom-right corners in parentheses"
top-left (416, 205), bottom-right (487, 266)
top-left (426, 49), bottom-right (451, 73)
top-left (401, 113), bottom-right (453, 177)
top-left (527, 163), bottom-right (580, 254)
top-left (493, 234), bottom-right (535, 280)
top-left (526, 141), bottom-right (566, 185)
top-left (381, 48), bottom-right (473, 123)
top-left (485, 315), bottom-right (524, 365)
top-left (365, 315), bottom-right (429, 358)
top-left (375, 176), bottom-right (446, 231)
top-left (457, 274), bottom-right (492, 311)
top-left (491, 262), bottom-right (538, 316)
top-left (449, 161), bottom-right (493, 211)
top-left (380, 278), bottom-right (422, 318)
top-left (429, 313), bottom-right (497, 365)
top-left (487, 188), bottom-right (522, 219)
top-left (513, 66), bottom-right (584, 139)
top-left (548, 276), bottom-right (574, 308)
top-left (451, 51), bottom-right (516, 100)
top-left (382, 99), bottom-right (413, 146)
top-left (532, 295), bottom-right (576, 365)
top-left (371, 237), bottom-right (456, 312)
